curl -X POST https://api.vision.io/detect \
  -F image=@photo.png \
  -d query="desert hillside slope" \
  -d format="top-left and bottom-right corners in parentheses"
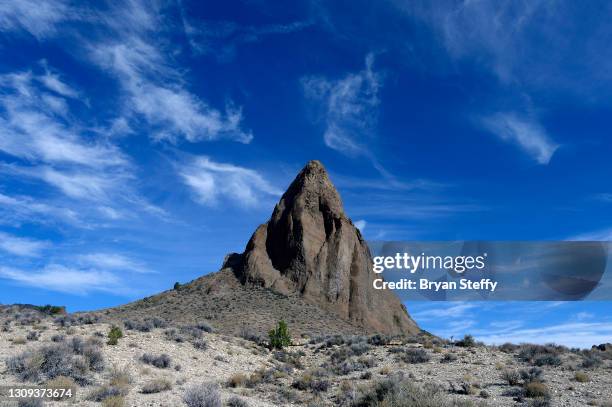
top-left (1, 305), bottom-right (611, 407)
top-left (100, 160), bottom-right (418, 337)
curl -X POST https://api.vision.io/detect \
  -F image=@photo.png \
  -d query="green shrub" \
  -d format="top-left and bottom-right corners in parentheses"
top-left (268, 320), bottom-right (291, 350)
top-left (107, 326), bottom-right (123, 346)
top-left (173, 282), bottom-right (181, 290)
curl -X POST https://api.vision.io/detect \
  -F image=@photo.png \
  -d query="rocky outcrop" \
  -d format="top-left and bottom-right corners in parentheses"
top-left (228, 160), bottom-right (418, 335)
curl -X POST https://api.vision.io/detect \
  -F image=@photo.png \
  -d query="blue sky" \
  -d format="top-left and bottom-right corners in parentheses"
top-left (0, 0), bottom-right (611, 348)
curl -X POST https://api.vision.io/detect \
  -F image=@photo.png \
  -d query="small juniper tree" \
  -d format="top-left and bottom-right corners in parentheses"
top-left (173, 282), bottom-right (181, 290)
top-left (107, 325), bottom-right (123, 345)
top-left (268, 320), bottom-right (291, 349)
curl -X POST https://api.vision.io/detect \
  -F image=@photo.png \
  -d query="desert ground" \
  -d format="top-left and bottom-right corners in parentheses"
top-left (1, 305), bottom-right (611, 407)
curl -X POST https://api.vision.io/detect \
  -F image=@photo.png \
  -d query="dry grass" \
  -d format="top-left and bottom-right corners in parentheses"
top-left (574, 372), bottom-right (590, 383)
top-left (101, 395), bottom-right (125, 407)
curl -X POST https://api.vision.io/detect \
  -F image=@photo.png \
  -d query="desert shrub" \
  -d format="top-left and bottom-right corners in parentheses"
top-left (54, 315), bottom-right (73, 327)
top-left (70, 336), bottom-right (85, 353)
top-left (227, 396), bottom-right (249, 407)
top-left (455, 334), bottom-right (476, 348)
top-left (441, 353), bottom-right (458, 363)
top-left (123, 319), bottom-right (153, 332)
top-left (87, 385), bottom-right (126, 402)
top-left (109, 364), bottom-right (133, 388)
top-left (227, 373), bottom-right (248, 388)
top-left (141, 353), bottom-right (171, 369)
top-left (334, 357), bottom-right (377, 375)
top-left (195, 322), bottom-right (213, 333)
top-left (51, 334), bottom-right (65, 342)
top-left (353, 375), bottom-right (455, 407)
top-left (181, 325), bottom-right (204, 339)
top-left (499, 342), bottom-right (519, 353)
top-left (501, 369), bottom-right (521, 386)
top-left (141, 378), bottom-right (172, 393)
top-left (368, 334), bottom-right (392, 346)
top-left (183, 383), bottom-right (221, 407)
top-left (292, 372), bottom-right (330, 393)
top-left (456, 381), bottom-right (478, 395)
top-left (520, 367), bottom-right (544, 384)
top-left (83, 345), bottom-right (105, 371)
top-left (7, 343), bottom-right (96, 384)
top-left (518, 344), bottom-right (567, 365)
top-left (74, 314), bottom-right (100, 325)
top-left (534, 354), bottom-right (562, 367)
top-left (524, 381), bottom-right (550, 398)
top-left (107, 326), bottom-right (123, 345)
top-left (244, 368), bottom-right (275, 388)
top-left (174, 282), bottom-right (181, 290)
top-left (273, 350), bottom-right (303, 368)
top-left (193, 339), bottom-right (208, 350)
top-left (238, 326), bottom-right (265, 345)
top-left (401, 348), bottom-right (430, 364)
top-left (102, 395), bottom-right (126, 407)
top-left (164, 328), bottom-right (186, 342)
top-left (46, 376), bottom-right (77, 400)
top-left (6, 351), bottom-right (41, 381)
top-left (269, 320), bottom-right (291, 350)
top-left (480, 390), bottom-right (490, 399)
top-left (574, 372), bottom-right (590, 382)
top-left (69, 336), bottom-right (104, 371)
top-left (526, 398), bottom-right (551, 407)
top-left (88, 366), bottom-right (130, 401)
top-left (17, 399), bottom-right (44, 407)
top-left (26, 331), bottom-right (39, 341)
top-left (581, 354), bottom-right (603, 369)
top-left (350, 341), bottom-right (372, 356)
top-left (149, 317), bottom-right (167, 328)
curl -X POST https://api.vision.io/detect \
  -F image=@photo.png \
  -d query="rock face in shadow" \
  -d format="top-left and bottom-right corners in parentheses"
top-left (231, 160), bottom-right (418, 335)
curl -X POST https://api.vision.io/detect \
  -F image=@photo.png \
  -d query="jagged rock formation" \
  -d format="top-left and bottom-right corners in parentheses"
top-left (228, 160), bottom-right (418, 335)
top-left (102, 160), bottom-right (419, 337)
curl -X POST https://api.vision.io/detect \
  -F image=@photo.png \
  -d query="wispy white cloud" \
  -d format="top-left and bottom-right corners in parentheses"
top-left (38, 69), bottom-right (79, 99)
top-left (0, 192), bottom-right (80, 226)
top-left (0, 70), bottom-right (128, 168)
top-left (180, 14), bottom-right (313, 61)
top-left (302, 53), bottom-right (381, 159)
top-left (0, 0), bottom-right (253, 144)
top-left (88, 1), bottom-right (252, 144)
top-left (569, 228), bottom-right (612, 241)
top-left (0, 231), bottom-right (48, 257)
top-left (0, 67), bottom-right (169, 221)
top-left (480, 112), bottom-right (559, 164)
top-left (0, 264), bottom-right (125, 295)
top-left (180, 156), bottom-right (282, 207)
top-left (0, 0), bottom-right (71, 39)
top-left (78, 253), bottom-right (153, 274)
top-left (411, 302), bottom-right (478, 321)
top-left (593, 193), bottom-right (612, 203)
top-left (476, 321), bottom-right (612, 349)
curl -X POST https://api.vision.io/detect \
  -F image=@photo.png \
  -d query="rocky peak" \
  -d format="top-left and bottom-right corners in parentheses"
top-left (227, 160), bottom-right (418, 335)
